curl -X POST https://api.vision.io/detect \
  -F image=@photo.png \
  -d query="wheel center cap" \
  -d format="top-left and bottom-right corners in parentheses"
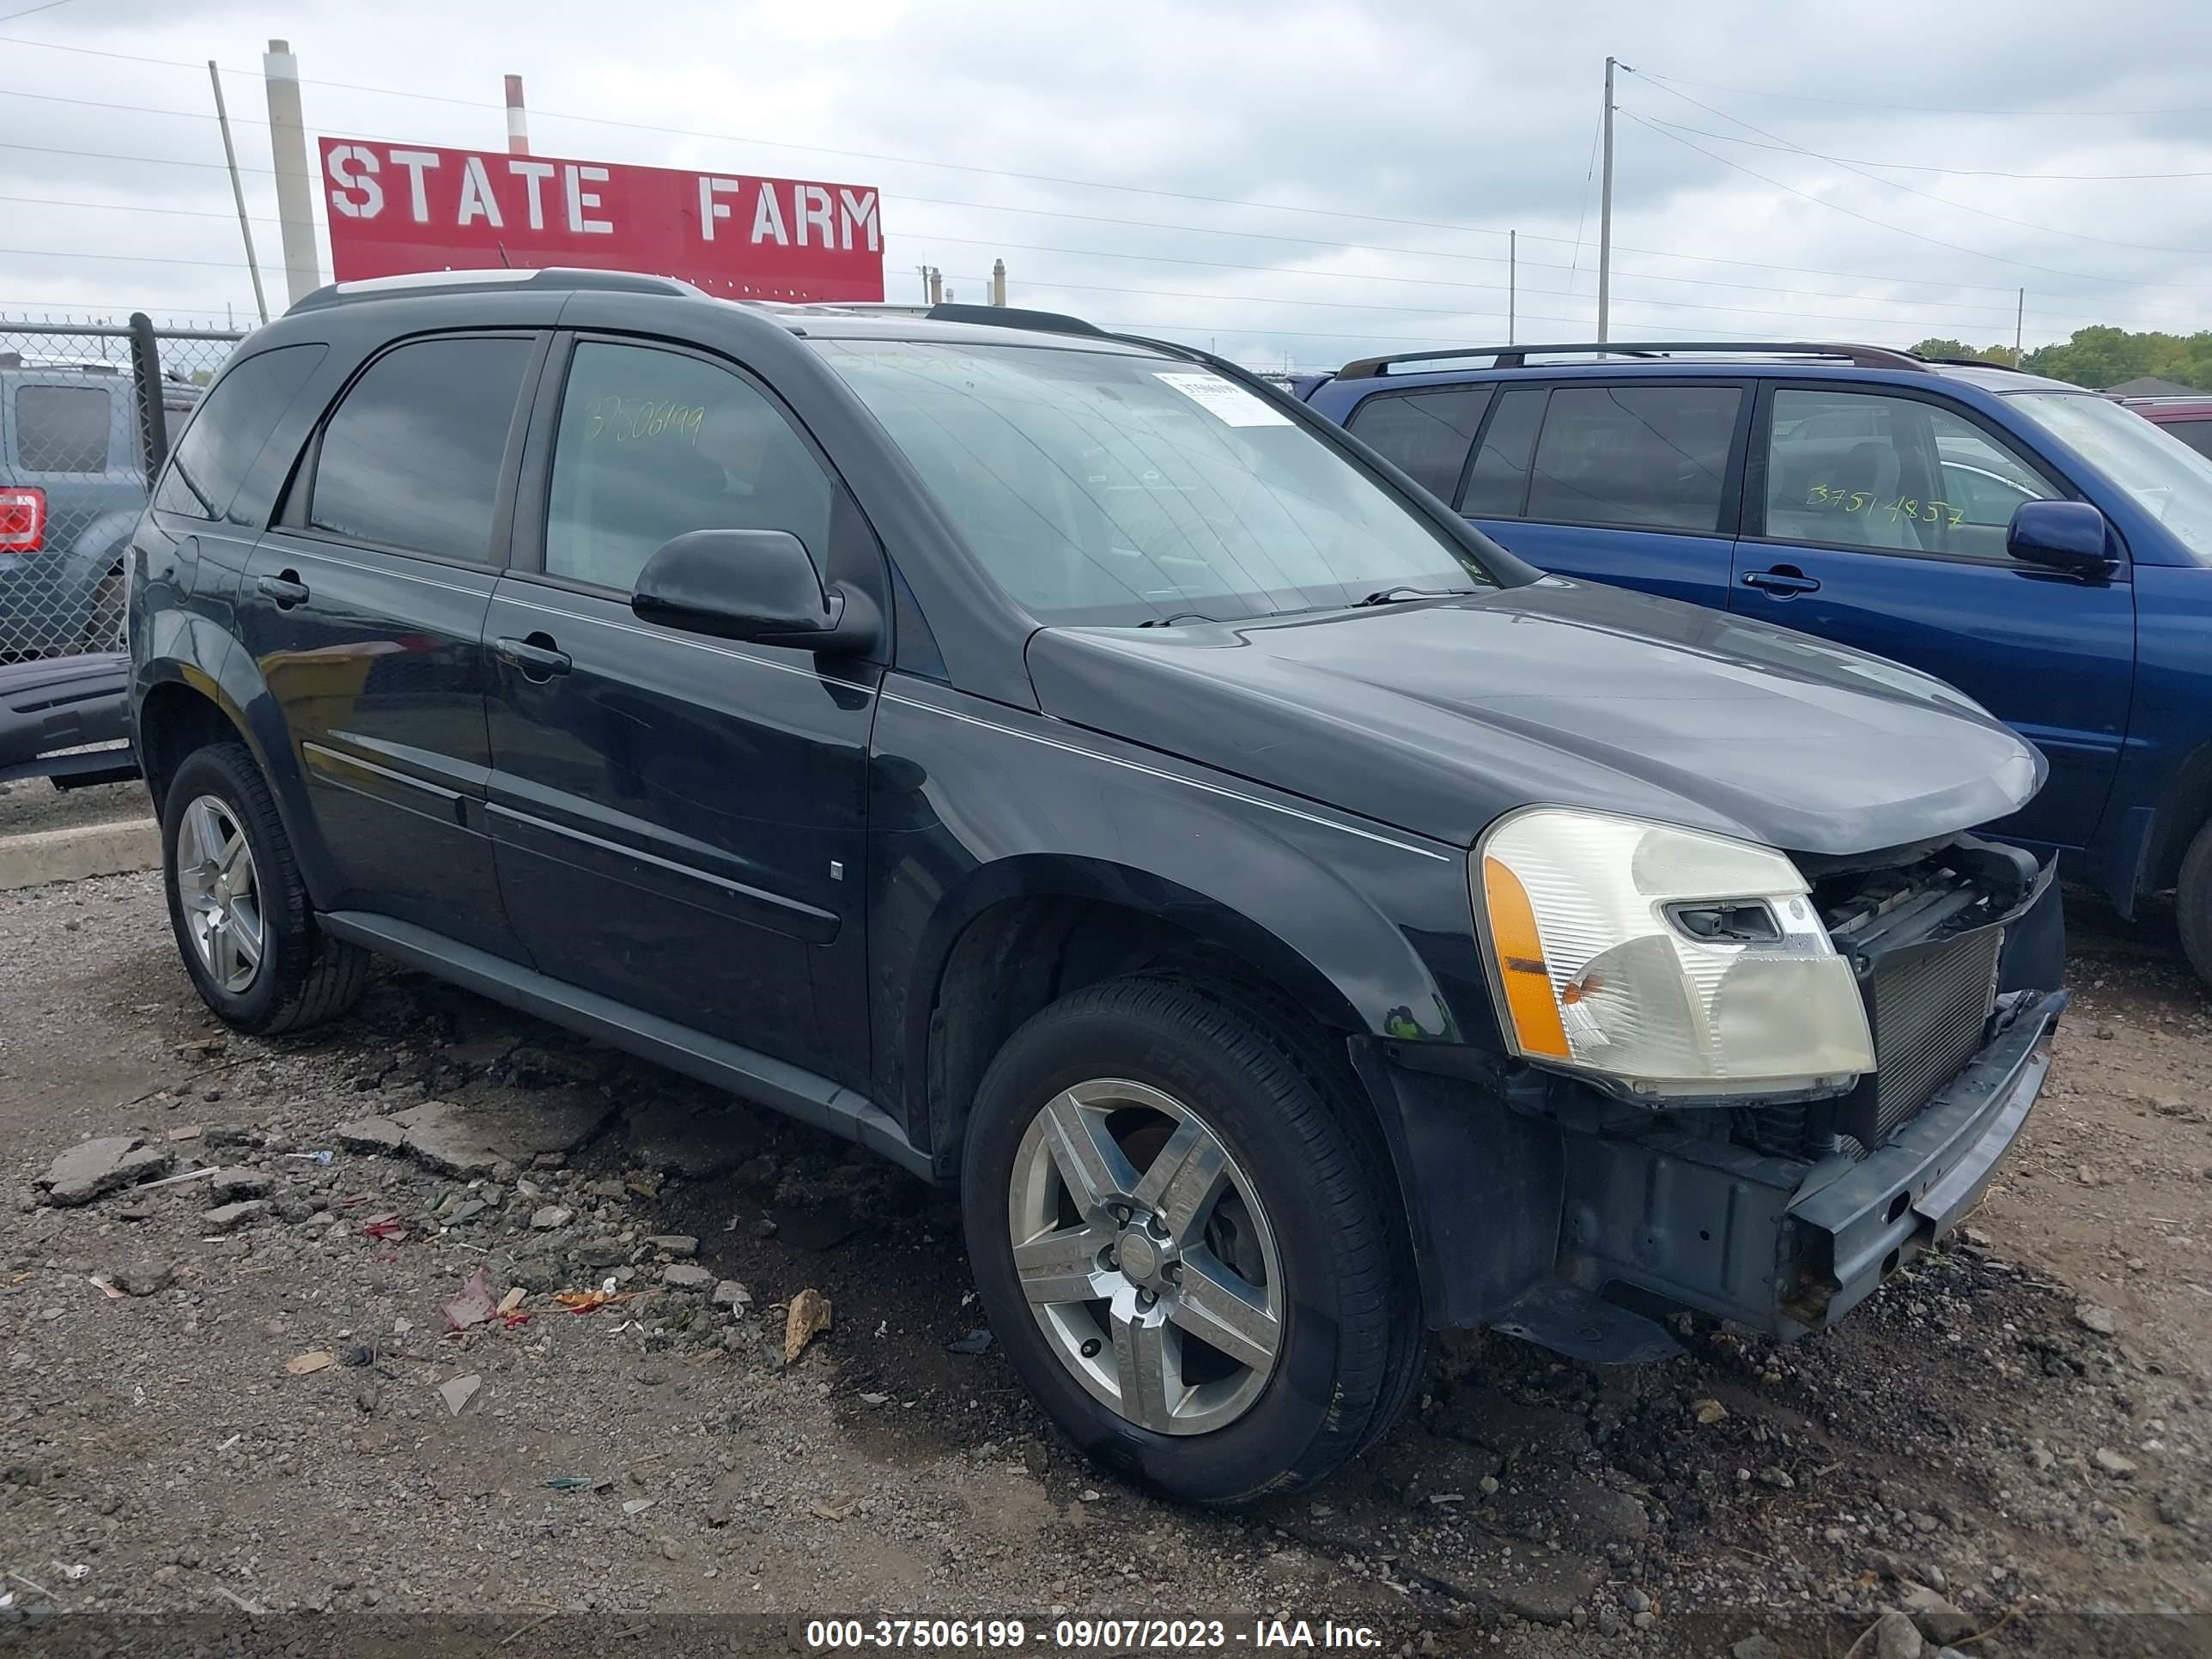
top-left (1117, 1230), bottom-right (1161, 1285)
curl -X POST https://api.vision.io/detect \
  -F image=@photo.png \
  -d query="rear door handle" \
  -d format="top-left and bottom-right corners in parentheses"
top-left (256, 571), bottom-right (309, 608)
top-left (493, 633), bottom-right (572, 681)
top-left (1741, 568), bottom-right (1822, 596)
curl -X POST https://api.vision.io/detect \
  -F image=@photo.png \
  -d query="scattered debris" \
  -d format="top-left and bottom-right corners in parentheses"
top-left (206, 1167), bottom-right (275, 1202)
top-left (712, 1279), bottom-right (752, 1311)
top-left (285, 1350), bottom-right (334, 1376)
top-left (436, 1373), bottom-right (483, 1417)
top-left (810, 1498), bottom-right (857, 1522)
top-left (662, 1262), bottom-right (713, 1291)
top-left (1692, 1398), bottom-right (1728, 1425)
top-left (202, 1199), bottom-right (270, 1233)
top-left (622, 1498), bottom-right (655, 1516)
top-left (552, 1287), bottom-right (630, 1315)
top-left (441, 1267), bottom-right (500, 1332)
top-left (138, 1165), bottom-right (219, 1191)
top-left (87, 1273), bottom-right (125, 1300)
top-left (859, 1392), bottom-right (890, 1407)
top-left (334, 1117), bottom-right (406, 1153)
top-left (2093, 1447), bottom-right (2139, 1478)
top-left (784, 1287), bottom-right (833, 1364)
top-left (497, 1285), bottom-right (526, 1316)
top-left (36, 1135), bottom-right (176, 1206)
top-left (530, 1205), bottom-right (574, 1231)
top-left (945, 1328), bottom-right (994, 1356)
top-left (544, 1476), bottom-right (592, 1492)
top-left (2075, 1302), bottom-right (2118, 1336)
top-left (645, 1235), bottom-right (698, 1256)
top-left (49, 1562), bottom-right (89, 1583)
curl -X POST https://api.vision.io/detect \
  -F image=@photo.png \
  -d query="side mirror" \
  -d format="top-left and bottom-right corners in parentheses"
top-left (2008, 500), bottom-right (2116, 579)
top-left (631, 529), bottom-right (878, 655)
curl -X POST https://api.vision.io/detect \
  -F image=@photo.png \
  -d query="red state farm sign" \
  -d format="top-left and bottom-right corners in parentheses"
top-left (317, 137), bottom-right (884, 302)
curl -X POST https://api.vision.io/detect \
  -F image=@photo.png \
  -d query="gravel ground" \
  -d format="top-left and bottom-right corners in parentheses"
top-left (1, 872), bottom-right (2207, 1657)
top-left (0, 771), bottom-right (147, 837)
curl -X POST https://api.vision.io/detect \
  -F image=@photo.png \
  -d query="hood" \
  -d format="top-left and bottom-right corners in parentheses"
top-left (1023, 578), bottom-right (2044, 856)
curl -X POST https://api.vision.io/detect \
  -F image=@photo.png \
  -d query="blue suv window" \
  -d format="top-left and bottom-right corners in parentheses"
top-left (1524, 385), bottom-right (1741, 533)
top-left (1764, 388), bottom-right (2057, 562)
top-left (1463, 387), bottom-right (1545, 517)
top-left (1344, 386), bottom-right (1492, 501)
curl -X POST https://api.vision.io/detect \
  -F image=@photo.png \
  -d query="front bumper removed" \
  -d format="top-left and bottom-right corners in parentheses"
top-left (1552, 986), bottom-right (2066, 1347)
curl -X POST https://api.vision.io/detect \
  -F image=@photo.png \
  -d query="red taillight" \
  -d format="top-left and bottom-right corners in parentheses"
top-left (0, 486), bottom-right (44, 553)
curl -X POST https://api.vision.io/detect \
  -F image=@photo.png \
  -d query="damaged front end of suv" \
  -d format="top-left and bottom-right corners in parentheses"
top-left (1361, 817), bottom-right (2064, 1365)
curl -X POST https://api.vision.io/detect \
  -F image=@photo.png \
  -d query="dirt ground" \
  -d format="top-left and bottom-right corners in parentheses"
top-left (0, 869), bottom-right (2207, 1657)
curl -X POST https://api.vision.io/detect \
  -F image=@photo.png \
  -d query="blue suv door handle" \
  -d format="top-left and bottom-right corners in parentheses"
top-left (494, 633), bottom-right (573, 682)
top-left (1742, 566), bottom-right (1821, 597)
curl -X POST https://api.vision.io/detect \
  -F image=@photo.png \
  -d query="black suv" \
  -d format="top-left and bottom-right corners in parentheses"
top-left (128, 270), bottom-right (2066, 1504)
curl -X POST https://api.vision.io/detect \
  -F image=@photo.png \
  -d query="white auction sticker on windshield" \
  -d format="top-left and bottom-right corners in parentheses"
top-left (1153, 371), bottom-right (1292, 427)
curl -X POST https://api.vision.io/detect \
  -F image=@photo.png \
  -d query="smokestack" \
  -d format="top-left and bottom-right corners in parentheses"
top-left (991, 258), bottom-right (1006, 307)
top-left (504, 74), bottom-right (530, 155)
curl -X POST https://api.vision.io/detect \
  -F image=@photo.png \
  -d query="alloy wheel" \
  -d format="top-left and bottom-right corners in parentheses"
top-left (175, 793), bottom-right (264, 994)
top-left (1006, 1079), bottom-right (1284, 1436)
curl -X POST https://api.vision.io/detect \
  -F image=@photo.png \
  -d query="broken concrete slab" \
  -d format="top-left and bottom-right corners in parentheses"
top-left (437, 1373), bottom-right (482, 1417)
top-left (646, 1235), bottom-right (699, 1257)
top-left (38, 1137), bottom-right (177, 1206)
top-left (1491, 1472), bottom-right (1651, 1548)
top-left (1424, 1549), bottom-right (1601, 1626)
top-left (203, 1200), bottom-right (270, 1232)
top-left (332, 1094), bottom-right (616, 1179)
top-left (662, 1263), bottom-right (714, 1291)
top-left (334, 1118), bottom-right (406, 1154)
top-left (623, 1096), bottom-right (768, 1179)
top-left (206, 1168), bottom-right (276, 1202)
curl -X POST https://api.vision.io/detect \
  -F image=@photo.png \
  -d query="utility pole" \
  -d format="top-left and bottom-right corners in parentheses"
top-left (1509, 230), bottom-right (1516, 344)
top-left (263, 40), bottom-right (321, 306)
top-left (2014, 288), bottom-right (2026, 367)
top-left (1598, 55), bottom-right (1630, 344)
top-left (208, 59), bottom-right (269, 325)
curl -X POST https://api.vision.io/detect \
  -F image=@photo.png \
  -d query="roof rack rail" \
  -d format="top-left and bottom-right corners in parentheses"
top-left (925, 302), bottom-right (1107, 338)
top-left (1336, 340), bottom-right (1931, 379)
top-left (286, 267), bottom-right (703, 315)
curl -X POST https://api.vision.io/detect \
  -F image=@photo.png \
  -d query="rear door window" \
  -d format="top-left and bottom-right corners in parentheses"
top-left (308, 336), bottom-right (532, 562)
top-left (154, 344), bottom-right (326, 523)
top-left (1523, 384), bottom-right (1742, 532)
top-left (13, 384), bottom-right (112, 473)
top-left (1344, 386), bottom-right (1493, 502)
top-left (1462, 387), bottom-right (1546, 518)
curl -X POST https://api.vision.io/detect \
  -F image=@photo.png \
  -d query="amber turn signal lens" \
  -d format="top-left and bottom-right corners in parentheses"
top-left (1480, 854), bottom-right (1571, 1060)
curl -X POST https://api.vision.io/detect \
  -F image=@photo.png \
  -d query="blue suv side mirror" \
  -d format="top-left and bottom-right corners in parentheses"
top-left (2008, 500), bottom-right (2116, 579)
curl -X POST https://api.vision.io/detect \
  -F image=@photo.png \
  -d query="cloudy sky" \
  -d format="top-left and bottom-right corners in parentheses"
top-left (4, 0), bottom-right (2211, 368)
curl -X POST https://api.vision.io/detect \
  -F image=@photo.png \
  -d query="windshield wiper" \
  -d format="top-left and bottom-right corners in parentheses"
top-left (1351, 585), bottom-right (1480, 608)
top-left (1136, 611), bottom-right (1220, 628)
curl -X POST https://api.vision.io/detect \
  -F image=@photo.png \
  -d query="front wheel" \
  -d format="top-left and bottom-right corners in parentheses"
top-left (962, 977), bottom-right (1415, 1505)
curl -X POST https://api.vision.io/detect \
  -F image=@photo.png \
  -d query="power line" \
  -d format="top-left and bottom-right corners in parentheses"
top-left (1627, 74), bottom-right (2212, 259)
top-left (6, 44), bottom-right (2209, 309)
top-left (0, 0), bottom-right (74, 23)
top-left (1629, 118), bottom-right (2212, 182)
top-left (1623, 112), bottom-right (2212, 290)
top-left (1636, 67), bottom-right (2212, 118)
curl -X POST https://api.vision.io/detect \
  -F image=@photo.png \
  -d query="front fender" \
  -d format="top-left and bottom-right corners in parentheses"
top-left (866, 683), bottom-right (1497, 1141)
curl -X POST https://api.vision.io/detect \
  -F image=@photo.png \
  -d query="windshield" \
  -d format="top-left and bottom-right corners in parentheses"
top-left (2008, 391), bottom-right (2212, 562)
top-left (814, 338), bottom-right (1495, 624)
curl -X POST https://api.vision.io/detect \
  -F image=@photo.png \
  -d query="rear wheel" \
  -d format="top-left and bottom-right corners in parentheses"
top-left (962, 977), bottom-right (1417, 1505)
top-left (2177, 819), bottom-right (2212, 988)
top-left (161, 742), bottom-right (369, 1035)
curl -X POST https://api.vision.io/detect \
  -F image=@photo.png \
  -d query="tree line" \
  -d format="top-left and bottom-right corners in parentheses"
top-left (1909, 327), bottom-right (2212, 391)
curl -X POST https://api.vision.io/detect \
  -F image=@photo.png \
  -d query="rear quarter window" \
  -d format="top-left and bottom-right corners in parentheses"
top-left (13, 384), bottom-right (114, 473)
top-left (155, 343), bottom-right (328, 525)
top-left (1344, 386), bottom-right (1493, 502)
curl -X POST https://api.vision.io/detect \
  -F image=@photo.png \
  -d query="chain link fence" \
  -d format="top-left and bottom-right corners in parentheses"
top-left (1, 319), bottom-right (244, 661)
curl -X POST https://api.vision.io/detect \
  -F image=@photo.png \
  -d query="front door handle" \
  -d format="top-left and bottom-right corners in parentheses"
top-left (493, 633), bottom-right (572, 682)
top-left (256, 571), bottom-right (309, 608)
top-left (1741, 567), bottom-right (1822, 597)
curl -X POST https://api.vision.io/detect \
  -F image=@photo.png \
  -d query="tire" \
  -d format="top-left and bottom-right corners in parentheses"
top-left (161, 741), bottom-right (370, 1036)
top-left (962, 976), bottom-right (1416, 1505)
top-left (2178, 818), bottom-right (2212, 989)
top-left (80, 565), bottom-right (124, 653)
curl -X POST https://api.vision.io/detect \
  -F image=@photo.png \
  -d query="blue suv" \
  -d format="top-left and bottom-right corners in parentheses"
top-left (1297, 342), bottom-right (2212, 983)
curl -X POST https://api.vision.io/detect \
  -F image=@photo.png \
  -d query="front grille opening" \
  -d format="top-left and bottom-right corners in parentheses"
top-left (1727, 835), bottom-right (2029, 1163)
